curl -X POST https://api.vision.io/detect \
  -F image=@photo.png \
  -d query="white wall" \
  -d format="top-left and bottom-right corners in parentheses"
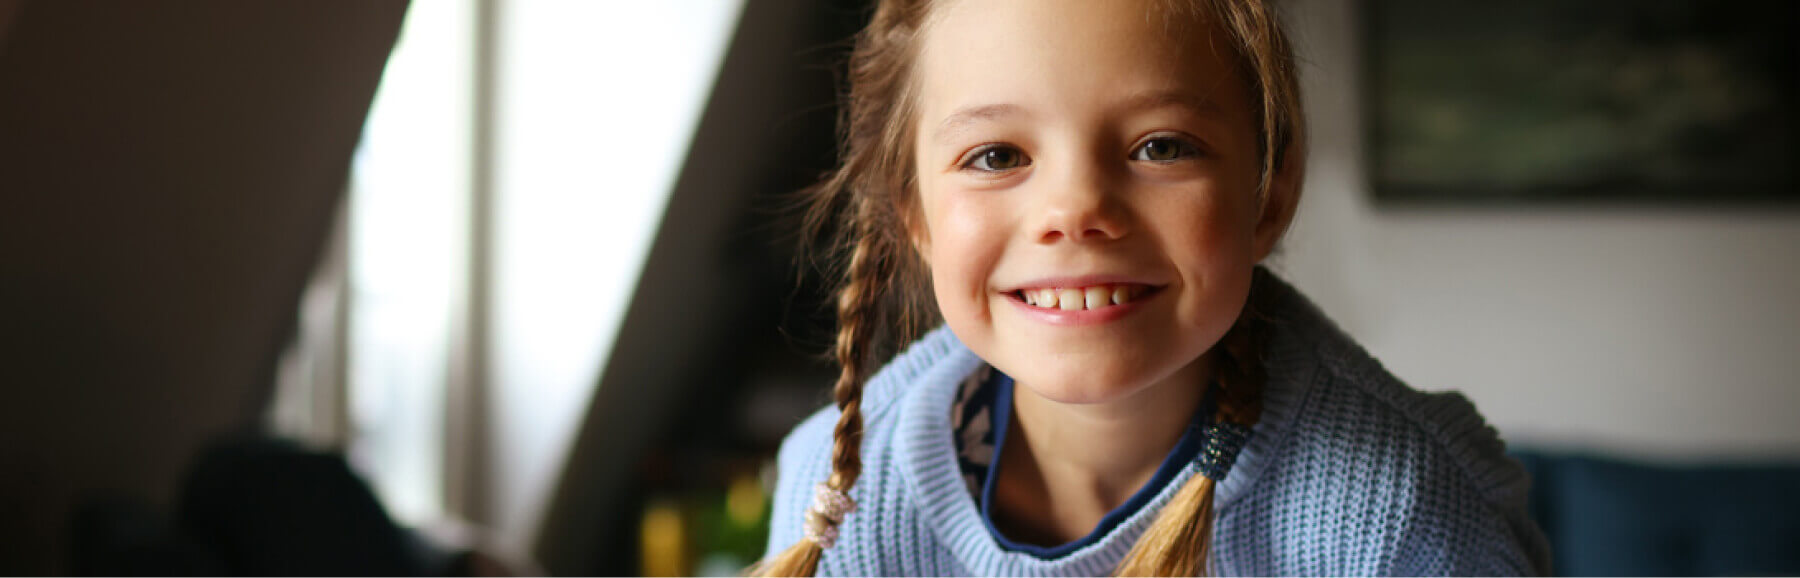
top-left (1279, 0), bottom-right (1800, 461)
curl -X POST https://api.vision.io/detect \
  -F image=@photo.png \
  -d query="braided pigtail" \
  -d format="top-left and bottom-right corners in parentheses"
top-left (755, 207), bottom-right (898, 576)
top-left (1109, 450), bottom-right (1225, 576)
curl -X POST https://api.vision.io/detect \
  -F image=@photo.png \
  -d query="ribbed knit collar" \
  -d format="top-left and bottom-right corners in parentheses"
top-left (870, 271), bottom-right (1332, 574)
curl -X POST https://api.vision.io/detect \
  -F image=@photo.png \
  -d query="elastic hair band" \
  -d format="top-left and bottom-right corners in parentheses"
top-left (1196, 422), bottom-right (1252, 481)
top-left (803, 483), bottom-right (857, 549)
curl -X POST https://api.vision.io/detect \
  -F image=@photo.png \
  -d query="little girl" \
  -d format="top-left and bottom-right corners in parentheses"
top-left (758, 0), bottom-right (1550, 575)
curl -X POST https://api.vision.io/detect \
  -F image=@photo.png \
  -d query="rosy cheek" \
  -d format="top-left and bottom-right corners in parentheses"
top-left (926, 204), bottom-right (993, 311)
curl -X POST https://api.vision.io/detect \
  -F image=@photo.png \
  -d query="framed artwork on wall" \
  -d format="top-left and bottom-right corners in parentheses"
top-left (1364, 0), bottom-right (1798, 205)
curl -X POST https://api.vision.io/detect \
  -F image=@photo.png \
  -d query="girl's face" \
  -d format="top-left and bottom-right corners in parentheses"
top-left (910, 0), bottom-right (1296, 405)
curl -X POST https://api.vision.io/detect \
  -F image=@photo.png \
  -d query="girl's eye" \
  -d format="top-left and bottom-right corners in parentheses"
top-left (961, 145), bottom-right (1031, 172)
top-left (1131, 137), bottom-right (1199, 163)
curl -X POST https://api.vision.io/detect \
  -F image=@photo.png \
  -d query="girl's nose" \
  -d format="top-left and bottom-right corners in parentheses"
top-left (1035, 160), bottom-right (1127, 244)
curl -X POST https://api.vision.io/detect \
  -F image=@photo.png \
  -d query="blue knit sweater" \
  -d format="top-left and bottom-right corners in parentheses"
top-left (766, 275), bottom-right (1552, 575)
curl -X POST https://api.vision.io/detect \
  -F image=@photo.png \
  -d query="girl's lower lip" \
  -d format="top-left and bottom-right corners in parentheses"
top-left (1003, 287), bottom-right (1160, 326)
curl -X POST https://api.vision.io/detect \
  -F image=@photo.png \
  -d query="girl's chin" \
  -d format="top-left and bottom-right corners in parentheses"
top-left (1011, 374), bottom-right (1154, 406)
top-left (1000, 351), bottom-right (1210, 408)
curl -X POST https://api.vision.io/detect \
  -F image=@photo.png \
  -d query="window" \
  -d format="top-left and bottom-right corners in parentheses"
top-left (269, 0), bottom-right (745, 558)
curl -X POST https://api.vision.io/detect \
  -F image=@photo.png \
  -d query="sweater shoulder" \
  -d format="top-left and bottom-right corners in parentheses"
top-left (1300, 351), bottom-right (1552, 574)
top-left (1227, 275), bottom-right (1550, 574)
top-left (1309, 334), bottom-right (1530, 509)
top-left (1260, 274), bottom-right (1529, 508)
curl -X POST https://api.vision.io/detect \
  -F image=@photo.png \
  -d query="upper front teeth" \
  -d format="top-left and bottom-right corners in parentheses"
top-left (1084, 287), bottom-right (1107, 310)
top-left (1059, 288), bottom-right (1082, 311)
top-left (1021, 284), bottom-right (1140, 310)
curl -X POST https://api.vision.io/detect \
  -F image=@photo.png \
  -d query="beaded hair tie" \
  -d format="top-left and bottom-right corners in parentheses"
top-left (802, 483), bottom-right (857, 549)
top-left (1197, 422), bottom-right (1252, 481)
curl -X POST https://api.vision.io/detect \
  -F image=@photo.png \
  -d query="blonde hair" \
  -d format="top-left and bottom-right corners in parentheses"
top-left (755, 1), bottom-right (1304, 575)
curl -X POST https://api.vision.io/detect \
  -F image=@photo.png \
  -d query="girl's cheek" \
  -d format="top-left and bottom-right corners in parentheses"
top-left (937, 199), bottom-right (984, 242)
top-left (922, 198), bottom-right (1001, 310)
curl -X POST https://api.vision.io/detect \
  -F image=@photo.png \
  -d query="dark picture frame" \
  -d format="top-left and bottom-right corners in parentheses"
top-left (1364, 0), bottom-right (1798, 205)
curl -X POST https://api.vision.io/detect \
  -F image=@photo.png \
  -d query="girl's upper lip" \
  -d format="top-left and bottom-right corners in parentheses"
top-left (1001, 273), bottom-right (1164, 292)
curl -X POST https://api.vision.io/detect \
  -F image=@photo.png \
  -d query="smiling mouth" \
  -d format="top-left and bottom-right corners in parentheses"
top-left (1010, 283), bottom-right (1159, 311)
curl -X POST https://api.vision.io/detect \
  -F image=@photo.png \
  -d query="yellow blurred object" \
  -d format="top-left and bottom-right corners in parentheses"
top-left (725, 472), bottom-right (767, 529)
top-left (640, 498), bottom-right (687, 577)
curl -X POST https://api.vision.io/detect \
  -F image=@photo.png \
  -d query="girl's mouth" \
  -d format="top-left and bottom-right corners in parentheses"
top-left (1009, 283), bottom-right (1161, 312)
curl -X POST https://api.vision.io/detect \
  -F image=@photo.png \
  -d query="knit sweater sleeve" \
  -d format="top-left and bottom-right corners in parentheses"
top-left (763, 405), bottom-right (840, 561)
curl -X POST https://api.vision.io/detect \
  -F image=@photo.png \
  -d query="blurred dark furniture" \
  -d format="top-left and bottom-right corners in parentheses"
top-left (72, 435), bottom-right (467, 577)
top-left (1515, 450), bottom-right (1800, 576)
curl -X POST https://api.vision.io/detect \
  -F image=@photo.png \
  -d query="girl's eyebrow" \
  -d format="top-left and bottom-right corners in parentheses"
top-left (930, 91), bottom-right (1223, 145)
top-left (932, 103), bottom-right (1027, 145)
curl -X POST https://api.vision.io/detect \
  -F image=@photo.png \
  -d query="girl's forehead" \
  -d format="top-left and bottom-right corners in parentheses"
top-left (913, 0), bottom-right (1248, 128)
